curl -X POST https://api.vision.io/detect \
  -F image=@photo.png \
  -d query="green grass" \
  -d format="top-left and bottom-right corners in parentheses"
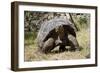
top-left (76, 29), bottom-right (90, 57)
top-left (77, 29), bottom-right (90, 49)
top-left (24, 31), bottom-right (37, 46)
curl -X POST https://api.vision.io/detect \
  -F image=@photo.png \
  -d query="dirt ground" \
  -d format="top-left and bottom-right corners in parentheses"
top-left (24, 45), bottom-right (90, 61)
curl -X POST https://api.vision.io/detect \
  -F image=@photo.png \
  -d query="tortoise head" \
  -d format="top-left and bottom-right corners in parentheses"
top-left (55, 25), bottom-right (65, 40)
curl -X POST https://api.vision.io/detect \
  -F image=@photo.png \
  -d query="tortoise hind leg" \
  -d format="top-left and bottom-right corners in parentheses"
top-left (59, 45), bottom-right (66, 52)
top-left (42, 38), bottom-right (55, 54)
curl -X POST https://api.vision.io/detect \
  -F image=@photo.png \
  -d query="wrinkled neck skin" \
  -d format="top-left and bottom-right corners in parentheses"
top-left (56, 25), bottom-right (65, 40)
top-left (55, 25), bottom-right (67, 46)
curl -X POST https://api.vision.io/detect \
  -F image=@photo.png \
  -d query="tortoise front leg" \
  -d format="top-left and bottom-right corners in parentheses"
top-left (42, 38), bottom-right (55, 54)
top-left (68, 34), bottom-right (80, 51)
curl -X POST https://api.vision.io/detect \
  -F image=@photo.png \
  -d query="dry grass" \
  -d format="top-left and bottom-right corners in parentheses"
top-left (24, 29), bottom-right (90, 61)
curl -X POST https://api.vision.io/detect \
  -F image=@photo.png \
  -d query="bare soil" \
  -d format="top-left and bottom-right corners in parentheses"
top-left (24, 45), bottom-right (89, 61)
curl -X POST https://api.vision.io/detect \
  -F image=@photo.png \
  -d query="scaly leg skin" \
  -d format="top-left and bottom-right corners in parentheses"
top-left (68, 34), bottom-right (80, 51)
top-left (42, 38), bottom-right (55, 54)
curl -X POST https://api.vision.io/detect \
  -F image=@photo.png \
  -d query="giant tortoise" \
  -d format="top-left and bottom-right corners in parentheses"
top-left (36, 17), bottom-right (80, 53)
